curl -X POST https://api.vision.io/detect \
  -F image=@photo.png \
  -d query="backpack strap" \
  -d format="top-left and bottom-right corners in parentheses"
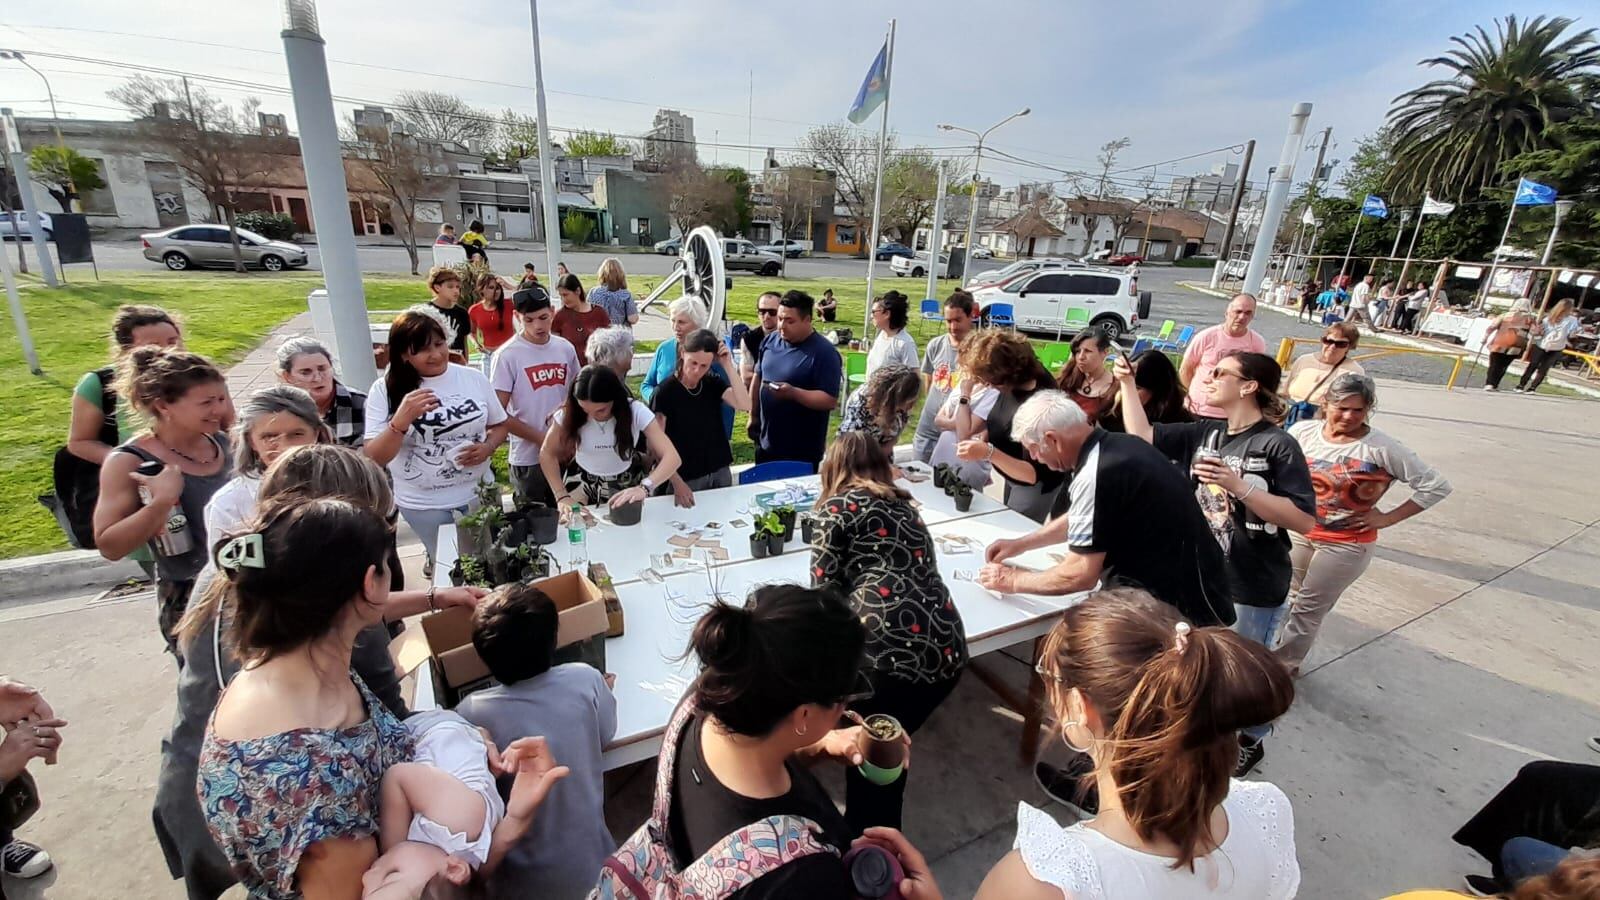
top-left (95, 366), bottom-right (119, 448)
top-left (679, 815), bottom-right (836, 898)
top-left (650, 695), bottom-right (700, 837)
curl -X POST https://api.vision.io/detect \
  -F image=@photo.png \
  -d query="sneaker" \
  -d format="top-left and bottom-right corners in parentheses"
top-left (422, 558), bottom-right (434, 579)
top-left (1, 840), bottom-right (53, 879)
top-left (1235, 738), bottom-right (1266, 778)
top-left (1034, 754), bottom-right (1098, 819)
top-left (1462, 873), bottom-right (1505, 896)
top-left (1483, 384), bottom-right (1497, 392)
top-left (1513, 386), bottom-right (1526, 393)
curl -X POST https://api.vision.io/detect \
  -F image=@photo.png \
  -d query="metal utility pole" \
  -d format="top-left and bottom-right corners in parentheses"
top-left (862, 18), bottom-right (896, 331)
top-left (1, 108), bottom-right (56, 287)
top-left (0, 218), bottom-right (40, 374)
top-left (1244, 103), bottom-right (1311, 296)
top-left (925, 163), bottom-right (947, 303)
top-left (940, 106), bottom-right (1030, 280)
top-left (1209, 138), bottom-right (1254, 289)
top-left (281, 0), bottom-right (376, 390)
top-left (1287, 126), bottom-right (1331, 279)
top-left (527, 0), bottom-right (562, 282)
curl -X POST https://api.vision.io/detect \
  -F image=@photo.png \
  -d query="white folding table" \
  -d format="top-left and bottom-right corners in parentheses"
top-left (424, 475), bottom-right (1081, 770)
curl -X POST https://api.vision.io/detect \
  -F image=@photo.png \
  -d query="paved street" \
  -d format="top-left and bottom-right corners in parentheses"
top-left (3, 374), bottom-right (1597, 899)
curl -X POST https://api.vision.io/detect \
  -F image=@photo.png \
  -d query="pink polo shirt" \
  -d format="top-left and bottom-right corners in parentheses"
top-left (1182, 324), bottom-right (1267, 418)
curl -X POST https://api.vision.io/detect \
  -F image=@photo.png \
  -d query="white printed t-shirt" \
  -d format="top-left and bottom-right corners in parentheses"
top-left (364, 363), bottom-right (507, 510)
top-left (490, 332), bottom-right (580, 465)
top-left (552, 400), bottom-right (654, 478)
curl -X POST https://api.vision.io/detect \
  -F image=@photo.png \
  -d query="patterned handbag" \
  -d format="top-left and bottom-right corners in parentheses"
top-left (589, 697), bottom-right (837, 900)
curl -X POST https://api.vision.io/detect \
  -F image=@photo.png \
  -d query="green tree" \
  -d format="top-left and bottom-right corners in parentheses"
top-left (1501, 117), bottom-right (1600, 264)
top-left (493, 109), bottom-right (540, 164)
top-left (563, 130), bottom-right (633, 158)
top-left (562, 208), bottom-right (593, 244)
top-left (710, 166), bottom-right (753, 236)
top-left (1386, 15), bottom-right (1600, 202)
top-left (1339, 127), bottom-right (1398, 202)
top-left (28, 145), bottom-right (107, 212)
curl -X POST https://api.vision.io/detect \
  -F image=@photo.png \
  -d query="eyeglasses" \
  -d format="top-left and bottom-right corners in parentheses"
top-left (757, 308), bottom-right (780, 317)
top-left (1322, 338), bottom-right (1351, 348)
top-left (1210, 367), bottom-right (1247, 381)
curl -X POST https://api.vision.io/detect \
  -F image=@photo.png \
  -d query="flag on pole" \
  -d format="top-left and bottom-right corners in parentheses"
top-left (1301, 206), bottom-right (1317, 226)
top-left (1360, 194), bottom-right (1389, 218)
top-left (1513, 177), bottom-right (1557, 206)
top-left (1421, 194), bottom-right (1456, 216)
top-left (847, 42), bottom-right (890, 125)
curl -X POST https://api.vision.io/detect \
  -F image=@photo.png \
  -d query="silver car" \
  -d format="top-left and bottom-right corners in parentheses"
top-left (141, 224), bottom-right (309, 272)
top-left (722, 239), bottom-right (783, 275)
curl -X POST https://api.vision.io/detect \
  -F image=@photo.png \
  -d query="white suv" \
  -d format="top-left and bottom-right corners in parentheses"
top-left (972, 268), bottom-right (1151, 341)
top-left (964, 257), bottom-right (1084, 290)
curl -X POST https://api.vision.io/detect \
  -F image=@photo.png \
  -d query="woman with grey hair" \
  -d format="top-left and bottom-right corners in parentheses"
top-left (586, 325), bottom-right (636, 380)
top-left (1278, 372), bottom-right (1452, 674)
top-left (201, 385), bottom-right (330, 558)
top-left (275, 335), bottom-right (367, 447)
top-left (641, 296), bottom-right (734, 437)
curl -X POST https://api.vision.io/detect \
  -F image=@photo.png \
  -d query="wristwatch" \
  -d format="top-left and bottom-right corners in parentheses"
top-left (958, 396), bottom-right (970, 405)
top-left (641, 477), bottom-right (656, 492)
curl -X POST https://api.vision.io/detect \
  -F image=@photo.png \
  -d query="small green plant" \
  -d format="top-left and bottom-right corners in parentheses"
top-left (458, 555), bottom-right (492, 588)
top-left (753, 511), bottom-right (784, 536)
top-left (235, 211), bottom-right (298, 242)
top-left (459, 482), bottom-right (506, 531)
top-left (562, 208), bottom-right (593, 245)
top-left (451, 259), bottom-right (494, 305)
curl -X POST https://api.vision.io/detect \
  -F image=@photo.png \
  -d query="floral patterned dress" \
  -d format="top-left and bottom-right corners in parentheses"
top-left (811, 487), bottom-right (968, 684)
top-left (197, 672), bottom-right (414, 899)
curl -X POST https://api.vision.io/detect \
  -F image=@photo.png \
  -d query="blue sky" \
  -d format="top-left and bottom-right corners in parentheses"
top-left (1, 1), bottom-right (1595, 196)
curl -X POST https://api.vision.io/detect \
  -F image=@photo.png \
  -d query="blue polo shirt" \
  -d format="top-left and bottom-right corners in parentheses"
top-left (756, 329), bottom-right (842, 466)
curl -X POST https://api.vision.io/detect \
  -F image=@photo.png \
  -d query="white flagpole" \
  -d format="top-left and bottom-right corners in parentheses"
top-left (1338, 211), bottom-right (1365, 280)
top-left (1481, 196), bottom-right (1519, 311)
top-left (1397, 194), bottom-right (1429, 289)
top-left (863, 19), bottom-right (895, 338)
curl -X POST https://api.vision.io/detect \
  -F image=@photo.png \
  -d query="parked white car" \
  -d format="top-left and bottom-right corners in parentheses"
top-left (890, 252), bottom-right (949, 279)
top-left (0, 210), bottom-right (53, 241)
top-left (970, 246), bottom-right (994, 259)
top-left (972, 268), bottom-right (1151, 341)
top-left (964, 257), bottom-right (1085, 290)
top-left (758, 239), bottom-right (810, 258)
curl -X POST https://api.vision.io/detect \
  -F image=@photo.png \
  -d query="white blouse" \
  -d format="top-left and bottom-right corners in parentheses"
top-left (1013, 779), bottom-right (1300, 899)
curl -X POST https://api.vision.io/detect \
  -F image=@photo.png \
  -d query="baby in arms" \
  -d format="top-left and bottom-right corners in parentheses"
top-left (362, 709), bottom-right (569, 899)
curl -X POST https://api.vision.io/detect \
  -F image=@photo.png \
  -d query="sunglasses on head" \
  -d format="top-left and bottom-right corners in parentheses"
top-left (1322, 337), bottom-right (1351, 348)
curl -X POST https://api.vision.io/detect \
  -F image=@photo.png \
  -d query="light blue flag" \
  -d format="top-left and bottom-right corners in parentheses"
top-left (847, 42), bottom-right (890, 125)
top-left (1514, 177), bottom-right (1557, 206)
top-left (1361, 195), bottom-right (1389, 218)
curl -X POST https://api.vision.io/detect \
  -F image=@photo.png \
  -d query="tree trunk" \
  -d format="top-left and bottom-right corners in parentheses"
top-left (223, 205), bottom-right (246, 273)
top-left (49, 190), bottom-right (72, 213)
top-left (398, 214), bottom-right (420, 276)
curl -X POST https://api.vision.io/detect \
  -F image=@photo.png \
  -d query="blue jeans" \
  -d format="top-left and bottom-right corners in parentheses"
top-left (398, 503), bottom-right (470, 566)
top-left (1502, 837), bottom-right (1570, 885)
top-left (1233, 602), bottom-right (1289, 741)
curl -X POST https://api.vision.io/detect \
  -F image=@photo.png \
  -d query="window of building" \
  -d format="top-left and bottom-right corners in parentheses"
top-left (836, 224), bottom-right (857, 245)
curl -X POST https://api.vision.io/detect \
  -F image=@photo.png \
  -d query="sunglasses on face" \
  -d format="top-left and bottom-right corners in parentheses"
top-left (758, 308), bottom-right (779, 317)
top-left (1210, 367), bottom-right (1247, 381)
top-left (1322, 337), bottom-right (1351, 348)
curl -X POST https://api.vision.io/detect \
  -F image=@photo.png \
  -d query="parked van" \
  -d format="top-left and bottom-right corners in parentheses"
top-left (972, 268), bottom-right (1151, 341)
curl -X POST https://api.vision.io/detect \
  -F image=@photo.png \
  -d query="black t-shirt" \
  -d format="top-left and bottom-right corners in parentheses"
top-left (652, 373), bottom-right (734, 481)
top-left (1061, 429), bottom-right (1232, 626)
top-left (1152, 420), bottom-right (1316, 608)
top-left (669, 714), bottom-right (853, 899)
top-left (742, 327), bottom-right (773, 371)
top-left (432, 302), bottom-right (473, 355)
top-left (986, 386), bottom-right (1065, 493)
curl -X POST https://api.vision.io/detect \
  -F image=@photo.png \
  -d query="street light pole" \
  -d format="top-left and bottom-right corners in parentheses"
top-left (0, 51), bottom-right (78, 212)
top-left (940, 108), bottom-right (1029, 278)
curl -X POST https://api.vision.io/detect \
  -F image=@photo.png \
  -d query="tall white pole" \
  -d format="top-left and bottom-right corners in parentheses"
top-left (1, 108), bottom-right (57, 287)
top-left (1338, 213), bottom-right (1365, 280)
top-left (1243, 102), bottom-right (1311, 296)
top-left (0, 219), bottom-right (40, 374)
top-left (528, 0), bottom-right (562, 283)
top-left (280, 3), bottom-right (375, 390)
top-left (1541, 200), bottom-right (1574, 266)
top-left (1481, 200), bottom-right (1518, 310)
top-left (1397, 202), bottom-right (1426, 289)
top-left (862, 18), bottom-right (895, 337)
top-left (1389, 209), bottom-right (1410, 260)
top-left (925, 163), bottom-right (947, 304)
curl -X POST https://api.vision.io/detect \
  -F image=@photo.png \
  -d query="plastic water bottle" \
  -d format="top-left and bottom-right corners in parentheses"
top-left (567, 504), bottom-right (588, 567)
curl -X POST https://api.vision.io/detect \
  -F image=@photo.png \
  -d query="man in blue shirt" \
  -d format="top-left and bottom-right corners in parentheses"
top-left (749, 290), bottom-right (842, 470)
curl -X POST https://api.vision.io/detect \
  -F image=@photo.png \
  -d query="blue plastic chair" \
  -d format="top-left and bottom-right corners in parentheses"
top-left (986, 302), bottom-right (1015, 329)
top-left (730, 321), bottom-right (750, 348)
top-left (739, 461), bottom-right (815, 484)
top-left (1154, 324), bottom-right (1194, 352)
top-left (919, 299), bottom-right (942, 330)
top-left (1129, 337), bottom-right (1153, 357)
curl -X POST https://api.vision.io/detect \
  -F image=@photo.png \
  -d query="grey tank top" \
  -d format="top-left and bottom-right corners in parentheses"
top-left (115, 434), bottom-right (233, 583)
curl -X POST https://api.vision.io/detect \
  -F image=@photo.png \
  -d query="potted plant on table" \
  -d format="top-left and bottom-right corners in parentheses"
top-left (773, 504), bottom-right (797, 542)
top-left (609, 492), bottom-right (644, 526)
top-left (950, 481), bottom-right (974, 512)
top-left (933, 462), bottom-right (954, 491)
top-left (749, 512), bottom-right (785, 558)
top-left (800, 512), bottom-right (817, 544)
top-left (456, 482), bottom-right (507, 556)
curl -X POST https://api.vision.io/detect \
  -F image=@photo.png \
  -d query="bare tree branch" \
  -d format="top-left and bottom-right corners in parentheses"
top-left (347, 118), bottom-right (448, 275)
top-left (392, 90), bottom-right (497, 148)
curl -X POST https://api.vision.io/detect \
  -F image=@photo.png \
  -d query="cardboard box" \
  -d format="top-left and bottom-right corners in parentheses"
top-left (391, 569), bottom-right (610, 706)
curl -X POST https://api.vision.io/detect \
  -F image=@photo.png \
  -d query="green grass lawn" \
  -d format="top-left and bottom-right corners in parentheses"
top-left (0, 270), bottom-right (964, 559)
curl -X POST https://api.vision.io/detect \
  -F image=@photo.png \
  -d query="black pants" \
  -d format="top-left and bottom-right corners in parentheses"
top-left (845, 671), bottom-right (962, 833)
top-left (1518, 346), bottom-right (1561, 392)
top-left (1399, 307), bottom-right (1421, 332)
top-left (1486, 351), bottom-right (1519, 389)
top-left (1454, 761), bottom-right (1600, 883)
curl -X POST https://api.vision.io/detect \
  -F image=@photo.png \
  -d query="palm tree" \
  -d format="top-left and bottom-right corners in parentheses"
top-left (1386, 15), bottom-right (1600, 202)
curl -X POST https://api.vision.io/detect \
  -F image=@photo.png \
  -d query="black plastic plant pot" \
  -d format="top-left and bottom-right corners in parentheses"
top-left (800, 516), bottom-right (815, 544)
top-left (767, 532), bottom-right (787, 555)
top-left (456, 522), bottom-right (486, 558)
top-left (610, 498), bottom-right (644, 526)
top-left (953, 491), bottom-right (973, 512)
top-left (526, 506), bottom-right (560, 545)
top-left (750, 532), bottom-right (772, 559)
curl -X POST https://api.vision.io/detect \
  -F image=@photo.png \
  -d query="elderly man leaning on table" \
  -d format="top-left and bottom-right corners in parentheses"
top-left (977, 390), bottom-right (1232, 628)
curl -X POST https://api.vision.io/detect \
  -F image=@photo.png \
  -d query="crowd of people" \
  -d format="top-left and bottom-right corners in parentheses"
top-left (42, 261), bottom-right (1600, 900)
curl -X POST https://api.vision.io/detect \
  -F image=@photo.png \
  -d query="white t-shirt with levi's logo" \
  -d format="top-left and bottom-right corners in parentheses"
top-left (490, 332), bottom-right (580, 465)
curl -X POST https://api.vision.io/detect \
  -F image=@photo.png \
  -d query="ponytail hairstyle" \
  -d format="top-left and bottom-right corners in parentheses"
top-left (110, 304), bottom-right (181, 355)
top-left (1220, 350), bottom-right (1288, 424)
top-left (173, 444), bottom-right (393, 651)
top-left (688, 584), bottom-right (866, 737)
top-left (1057, 329), bottom-right (1113, 394)
top-left (231, 385), bottom-right (331, 476)
top-left (557, 365), bottom-right (635, 461)
top-left (217, 496), bottom-right (391, 663)
top-left (114, 346), bottom-right (226, 421)
top-left (1038, 587), bottom-right (1293, 871)
top-left (384, 306), bottom-right (452, 413)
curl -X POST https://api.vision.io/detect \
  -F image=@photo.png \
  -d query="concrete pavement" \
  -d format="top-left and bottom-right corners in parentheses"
top-left (3, 377), bottom-right (1597, 898)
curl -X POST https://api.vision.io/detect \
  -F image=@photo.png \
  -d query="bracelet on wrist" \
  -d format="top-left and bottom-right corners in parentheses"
top-left (388, 420), bottom-right (407, 437)
top-left (427, 586), bottom-right (438, 612)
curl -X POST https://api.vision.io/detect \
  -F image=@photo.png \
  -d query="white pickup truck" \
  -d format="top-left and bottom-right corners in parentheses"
top-left (890, 252), bottom-right (950, 279)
